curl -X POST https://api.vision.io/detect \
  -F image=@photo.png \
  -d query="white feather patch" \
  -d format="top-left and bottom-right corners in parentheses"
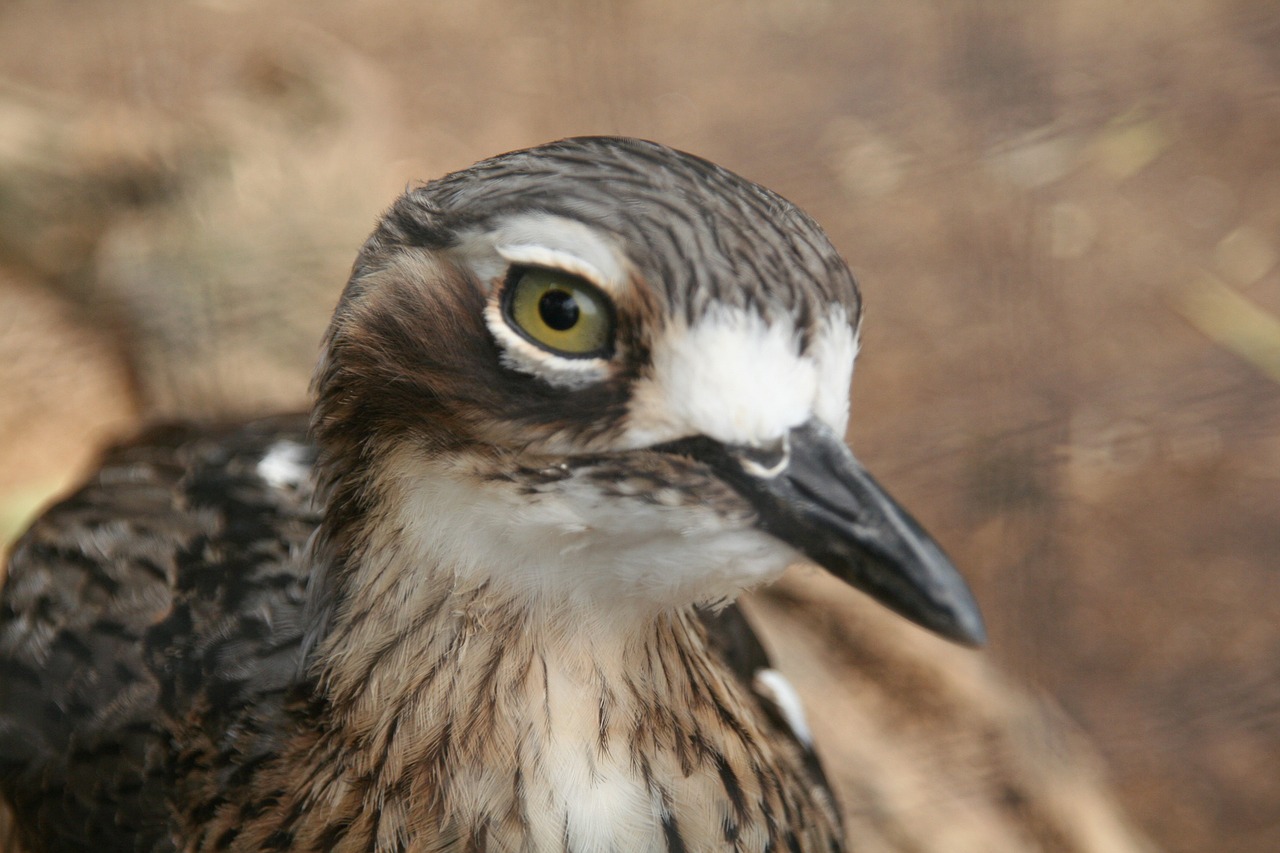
top-left (255, 440), bottom-right (310, 489)
top-left (753, 668), bottom-right (814, 746)
top-left (625, 305), bottom-right (858, 448)
top-left (810, 306), bottom-right (859, 437)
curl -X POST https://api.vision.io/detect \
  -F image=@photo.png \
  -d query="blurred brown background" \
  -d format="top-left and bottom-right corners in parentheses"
top-left (0, 1), bottom-right (1277, 851)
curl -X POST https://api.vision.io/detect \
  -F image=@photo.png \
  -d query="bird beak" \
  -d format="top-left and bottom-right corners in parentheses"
top-left (661, 419), bottom-right (986, 646)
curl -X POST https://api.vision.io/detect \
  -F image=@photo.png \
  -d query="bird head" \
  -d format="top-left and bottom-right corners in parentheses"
top-left (310, 137), bottom-right (984, 645)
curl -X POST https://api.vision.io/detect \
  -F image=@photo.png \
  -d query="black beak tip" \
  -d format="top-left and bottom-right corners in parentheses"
top-left (904, 539), bottom-right (987, 647)
top-left (865, 539), bottom-right (988, 647)
top-left (654, 422), bottom-right (989, 648)
top-left (933, 595), bottom-right (987, 648)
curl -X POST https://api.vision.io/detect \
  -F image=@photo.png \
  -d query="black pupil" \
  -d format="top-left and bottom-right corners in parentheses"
top-left (538, 289), bottom-right (580, 331)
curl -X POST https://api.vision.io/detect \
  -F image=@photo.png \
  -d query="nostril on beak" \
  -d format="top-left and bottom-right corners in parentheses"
top-left (735, 435), bottom-right (791, 479)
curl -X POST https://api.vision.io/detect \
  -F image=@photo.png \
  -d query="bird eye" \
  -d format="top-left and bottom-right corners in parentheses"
top-left (502, 267), bottom-right (614, 358)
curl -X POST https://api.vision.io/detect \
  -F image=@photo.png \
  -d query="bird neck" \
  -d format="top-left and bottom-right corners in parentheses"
top-left (302, 557), bottom-right (789, 850)
top-left (281, 447), bottom-right (841, 851)
top-left (313, 555), bottom-right (661, 726)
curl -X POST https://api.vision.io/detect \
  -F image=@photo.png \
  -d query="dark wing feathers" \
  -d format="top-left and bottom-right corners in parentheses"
top-left (0, 416), bottom-right (316, 853)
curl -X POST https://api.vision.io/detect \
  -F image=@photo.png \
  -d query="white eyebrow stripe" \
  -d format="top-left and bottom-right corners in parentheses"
top-left (487, 213), bottom-right (627, 289)
top-left (496, 244), bottom-right (612, 291)
top-left (452, 213), bottom-right (630, 296)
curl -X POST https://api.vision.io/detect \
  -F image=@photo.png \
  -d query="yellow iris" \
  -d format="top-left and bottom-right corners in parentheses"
top-left (505, 268), bottom-right (613, 357)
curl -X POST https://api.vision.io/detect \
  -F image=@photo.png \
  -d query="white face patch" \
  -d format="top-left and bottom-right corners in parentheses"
top-left (374, 446), bottom-right (799, 620)
top-left (810, 306), bottom-right (858, 437)
top-left (624, 305), bottom-right (858, 449)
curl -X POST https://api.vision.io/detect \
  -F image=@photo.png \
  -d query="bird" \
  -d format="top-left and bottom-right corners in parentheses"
top-left (0, 136), bottom-right (985, 853)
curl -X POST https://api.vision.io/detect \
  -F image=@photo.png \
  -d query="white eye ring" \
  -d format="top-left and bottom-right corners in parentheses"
top-left (484, 286), bottom-right (612, 390)
top-left (453, 214), bottom-right (631, 388)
